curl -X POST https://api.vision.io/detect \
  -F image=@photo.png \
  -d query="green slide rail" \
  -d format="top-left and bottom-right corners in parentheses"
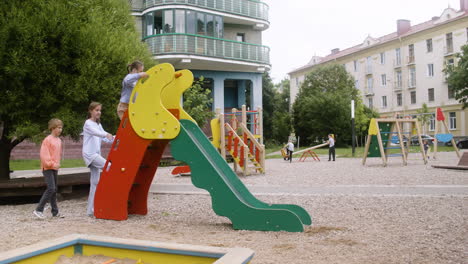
top-left (171, 119), bottom-right (311, 232)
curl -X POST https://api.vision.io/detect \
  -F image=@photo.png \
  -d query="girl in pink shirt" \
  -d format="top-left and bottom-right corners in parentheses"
top-left (33, 119), bottom-right (64, 219)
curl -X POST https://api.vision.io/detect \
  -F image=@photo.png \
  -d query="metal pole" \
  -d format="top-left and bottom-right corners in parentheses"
top-left (351, 100), bottom-right (356, 157)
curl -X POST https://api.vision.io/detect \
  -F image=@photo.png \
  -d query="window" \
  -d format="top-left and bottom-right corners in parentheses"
top-left (295, 77), bottom-right (299, 87)
top-left (447, 58), bottom-right (455, 66)
top-left (145, 12), bottom-right (154, 36)
top-left (448, 85), bottom-right (455, 99)
top-left (381, 74), bottom-right (387, 86)
top-left (186, 11), bottom-right (196, 34)
top-left (367, 77), bottom-right (373, 93)
top-left (446, 32), bottom-right (453, 53)
top-left (410, 91), bottom-right (416, 104)
top-left (366, 56), bottom-right (372, 73)
top-left (396, 70), bottom-right (402, 88)
top-left (206, 14), bottom-right (214, 37)
top-left (409, 67), bottom-right (416, 87)
top-left (426, 39), bottom-right (433, 52)
top-left (408, 44), bottom-right (415, 63)
top-left (368, 97), bottom-right (373, 108)
top-left (353, 60), bottom-right (358, 72)
top-left (429, 114), bottom-right (435, 131)
top-left (236, 33), bottom-right (245, 42)
top-left (163, 10), bottom-right (174, 33)
top-left (427, 64), bottom-right (434, 77)
top-left (197, 13), bottom-right (206, 34)
top-left (395, 48), bottom-right (401, 66)
top-left (380, 52), bottom-right (385, 64)
top-left (382, 96), bottom-right (387, 108)
top-left (175, 10), bottom-right (185, 33)
top-left (449, 112), bottom-right (457, 130)
top-left (355, 80), bottom-right (359, 89)
top-left (428, 88), bottom-right (435, 102)
top-left (214, 16), bottom-right (223, 38)
top-left (397, 93), bottom-right (402, 106)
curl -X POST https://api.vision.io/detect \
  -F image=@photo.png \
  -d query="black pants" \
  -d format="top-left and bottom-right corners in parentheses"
top-left (328, 146), bottom-right (335, 161)
top-left (287, 150), bottom-right (293, 163)
top-left (36, 169), bottom-right (59, 215)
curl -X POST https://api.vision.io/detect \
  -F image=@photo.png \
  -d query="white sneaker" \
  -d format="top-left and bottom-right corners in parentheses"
top-left (33, 210), bottom-right (45, 219)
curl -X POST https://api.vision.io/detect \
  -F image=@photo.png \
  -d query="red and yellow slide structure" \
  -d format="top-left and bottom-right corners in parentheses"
top-left (94, 63), bottom-right (311, 232)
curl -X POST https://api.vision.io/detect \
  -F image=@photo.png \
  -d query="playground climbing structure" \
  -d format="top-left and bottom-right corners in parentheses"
top-left (362, 118), bottom-right (427, 166)
top-left (94, 63), bottom-right (310, 232)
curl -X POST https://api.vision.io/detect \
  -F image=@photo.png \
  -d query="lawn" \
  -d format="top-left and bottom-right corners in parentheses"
top-left (10, 159), bottom-right (86, 171)
top-left (265, 144), bottom-right (456, 159)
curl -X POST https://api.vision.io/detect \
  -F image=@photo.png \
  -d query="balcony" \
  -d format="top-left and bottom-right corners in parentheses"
top-left (444, 45), bottom-right (454, 56)
top-left (144, 33), bottom-right (270, 65)
top-left (141, 0), bottom-right (269, 21)
top-left (406, 55), bottom-right (415, 65)
top-left (408, 78), bottom-right (416, 89)
top-left (365, 66), bottom-right (372, 75)
top-left (394, 81), bottom-right (403, 91)
top-left (393, 59), bottom-right (402, 68)
top-left (364, 87), bottom-right (374, 96)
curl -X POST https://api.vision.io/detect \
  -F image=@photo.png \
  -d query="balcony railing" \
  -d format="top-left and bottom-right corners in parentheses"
top-left (406, 55), bottom-right (415, 65)
top-left (444, 45), bottom-right (454, 56)
top-left (144, 33), bottom-right (270, 64)
top-left (394, 81), bottom-right (403, 91)
top-left (142, 0), bottom-right (269, 21)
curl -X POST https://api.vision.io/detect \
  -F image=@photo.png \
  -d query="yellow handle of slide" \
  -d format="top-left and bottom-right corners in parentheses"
top-left (128, 63), bottom-right (180, 139)
top-left (368, 118), bottom-right (378, 135)
top-left (160, 69), bottom-right (196, 124)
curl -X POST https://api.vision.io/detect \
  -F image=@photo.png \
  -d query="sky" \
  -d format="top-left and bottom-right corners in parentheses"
top-left (263, 0), bottom-right (461, 83)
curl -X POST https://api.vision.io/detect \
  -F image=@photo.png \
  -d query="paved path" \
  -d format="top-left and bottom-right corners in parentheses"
top-left (150, 183), bottom-right (468, 197)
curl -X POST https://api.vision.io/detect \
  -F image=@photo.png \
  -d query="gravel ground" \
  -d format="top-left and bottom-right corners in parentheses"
top-left (1, 151), bottom-right (467, 264)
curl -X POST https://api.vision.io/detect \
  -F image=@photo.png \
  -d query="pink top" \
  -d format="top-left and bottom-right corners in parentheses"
top-left (40, 135), bottom-right (62, 170)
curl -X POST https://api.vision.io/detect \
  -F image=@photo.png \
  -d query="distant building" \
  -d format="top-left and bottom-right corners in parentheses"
top-left (129, 0), bottom-right (270, 112)
top-left (289, 0), bottom-right (468, 137)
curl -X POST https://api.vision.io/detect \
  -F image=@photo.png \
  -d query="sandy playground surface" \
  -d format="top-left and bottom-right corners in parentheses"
top-left (0, 151), bottom-right (467, 263)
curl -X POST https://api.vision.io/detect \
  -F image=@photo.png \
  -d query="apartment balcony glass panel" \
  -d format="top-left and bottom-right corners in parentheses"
top-left (142, 0), bottom-right (269, 21)
top-left (144, 33), bottom-right (270, 64)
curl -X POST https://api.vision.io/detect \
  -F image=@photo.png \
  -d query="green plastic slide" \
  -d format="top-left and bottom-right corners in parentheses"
top-left (170, 119), bottom-right (311, 232)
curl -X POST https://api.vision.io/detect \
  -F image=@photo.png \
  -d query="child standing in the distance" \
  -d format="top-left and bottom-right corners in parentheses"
top-left (82, 102), bottom-right (114, 217)
top-left (117, 61), bottom-right (149, 120)
top-left (423, 140), bottom-right (430, 159)
top-left (285, 140), bottom-right (294, 163)
top-left (33, 118), bottom-right (65, 219)
top-left (328, 134), bottom-right (335, 161)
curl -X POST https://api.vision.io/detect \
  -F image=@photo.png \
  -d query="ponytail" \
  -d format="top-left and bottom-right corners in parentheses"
top-left (127, 60), bottom-right (144, 73)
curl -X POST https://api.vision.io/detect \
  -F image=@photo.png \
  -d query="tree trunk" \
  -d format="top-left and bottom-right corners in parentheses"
top-left (0, 142), bottom-right (12, 181)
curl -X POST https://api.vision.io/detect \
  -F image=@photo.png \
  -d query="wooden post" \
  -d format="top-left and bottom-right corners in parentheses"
top-left (395, 120), bottom-right (407, 165)
top-left (433, 115), bottom-right (439, 160)
top-left (415, 120), bottom-right (427, 164)
top-left (258, 107), bottom-right (263, 145)
top-left (375, 121), bottom-right (388, 166)
top-left (362, 135), bottom-right (372, 165)
top-left (219, 110), bottom-right (226, 159)
top-left (442, 119), bottom-right (461, 158)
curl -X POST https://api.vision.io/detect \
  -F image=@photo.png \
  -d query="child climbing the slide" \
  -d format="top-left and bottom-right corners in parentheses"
top-left (33, 119), bottom-right (65, 219)
top-left (117, 61), bottom-right (149, 120)
top-left (82, 102), bottom-right (114, 217)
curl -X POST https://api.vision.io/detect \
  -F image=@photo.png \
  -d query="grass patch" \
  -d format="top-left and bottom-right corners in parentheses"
top-left (266, 145), bottom-right (456, 159)
top-left (10, 159), bottom-right (86, 171)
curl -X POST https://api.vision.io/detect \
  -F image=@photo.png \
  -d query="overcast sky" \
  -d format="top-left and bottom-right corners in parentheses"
top-left (263, 0), bottom-right (461, 83)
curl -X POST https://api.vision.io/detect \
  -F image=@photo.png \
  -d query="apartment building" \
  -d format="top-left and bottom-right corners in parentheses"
top-left (129, 0), bottom-right (270, 112)
top-left (289, 1), bottom-right (468, 137)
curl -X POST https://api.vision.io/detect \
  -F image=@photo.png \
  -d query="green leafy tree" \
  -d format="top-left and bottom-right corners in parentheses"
top-left (292, 64), bottom-right (364, 146)
top-left (0, 0), bottom-right (155, 180)
top-left (270, 78), bottom-right (291, 144)
top-left (183, 76), bottom-right (214, 127)
top-left (444, 44), bottom-right (468, 108)
top-left (262, 72), bottom-right (276, 141)
top-left (416, 103), bottom-right (430, 134)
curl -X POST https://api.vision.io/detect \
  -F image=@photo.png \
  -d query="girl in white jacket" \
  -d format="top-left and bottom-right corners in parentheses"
top-left (82, 102), bottom-right (114, 217)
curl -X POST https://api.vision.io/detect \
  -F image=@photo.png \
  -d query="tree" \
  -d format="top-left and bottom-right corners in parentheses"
top-left (416, 103), bottom-right (430, 134)
top-left (292, 64), bottom-right (363, 146)
top-left (0, 0), bottom-right (155, 180)
top-left (183, 76), bottom-right (214, 127)
top-left (444, 44), bottom-right (468, 108)
top-left (262, 72), bottom-right (276, 142)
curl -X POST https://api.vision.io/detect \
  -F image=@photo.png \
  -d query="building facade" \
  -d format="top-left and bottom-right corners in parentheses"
top-left (289, 1), bottom-right (468, 137)
top-left (129, 0), bottom-right (270, 112)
